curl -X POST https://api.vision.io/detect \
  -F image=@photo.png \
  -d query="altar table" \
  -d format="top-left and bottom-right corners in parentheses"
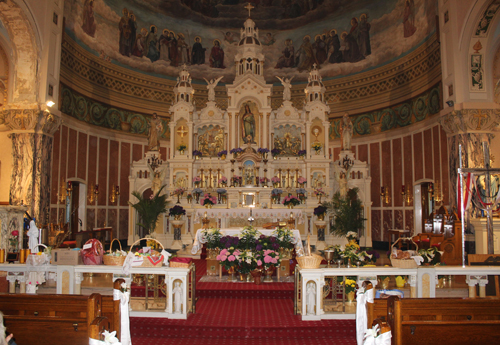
top-left (191, 228), bottom-right (304, 255)
top-left (193, 208), bottom-right (304, 224)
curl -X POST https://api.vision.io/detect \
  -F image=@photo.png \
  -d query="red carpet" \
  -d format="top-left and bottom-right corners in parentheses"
top-left (130, 258), bottom-right (357, 344)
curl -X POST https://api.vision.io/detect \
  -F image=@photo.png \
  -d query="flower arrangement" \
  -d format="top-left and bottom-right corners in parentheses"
top-left (298, 150), bottom-right (306, 157)
top-left (192, 150), bottom-right (202, 157)
top-left (216, 247), bottom-right (242, 271)
top-left (202, 228), bottom-right (223, 249)
top-left (418, 246), bottom-right (443, 265)
top-left (297, 177), bottom-right (307, 184)
top-left (312, 142), bottom-right (322, 152)
top-left (217, 150), bottom-right (228, 158)
top-left (9, 230), bottom-right (19, 251)
top-left (314, 188), bottom-right (326, 197)
top-left (259, 177), bottom-right (269, 184)
top-left (296, 188), bottom-right (307, 195)
top-left (220, 235), bottom-right (240, 249)
top-left (238, 250), bottom-right (258, 274)
top-left (216, 188), bottom-right (227, 194)
top-left (193, 176), bottom-right (201, 183)
top-left (169, 205), bottom-right (186, 217)
top-left (271, 188), bottom-right (283, 195)
top-left (173, 187), bottom-right (186, 196)
top-left (272, 227), bottom-right (295, 250)
top-left (262, 249), bottom-right (280, 269)
top-left (239, 226), bottom-right (260, 250)
top-left (255, 235), bottom-right (280, 251)
top-left (313, 205), bottom-right (327, 216)
top-left (271, 176), bottom-right (280, 184)
top-left (258, 148), bottom-right (269, 154)
top-left (346, 231), bottom-right (358, 242)
top-left (241, 225), bottom-right (261, 239)
top-left (230, 147), bottom-right (243, 154)
top-left (218, 176), bottom-right (228, 185)
top-left (271, 148), bottom-right (281, 157)
top-left (340, 278), bottom-right (357, 293)
top-left (200, 193), bottom-right (217, 206)
top-left (178, 144), bottom-right (187, 152)
top-left (282, 195), bottom-right (301, 207)
top-left (192, 187), bottom-right (203, 195)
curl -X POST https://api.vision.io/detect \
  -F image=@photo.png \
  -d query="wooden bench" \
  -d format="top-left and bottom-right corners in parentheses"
top-left (0, 279), bottom-right (124, 345)
top-left (387, 296), bottom-right (500, 345)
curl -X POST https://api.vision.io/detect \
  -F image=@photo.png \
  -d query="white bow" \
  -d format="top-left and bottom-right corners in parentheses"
top-left (161, 250), bottom-right (172, 266)
top-left (113, 289), bottom-right (132, 345)
top-left (362, 324), bottom-right (379, 345)
top-left (356, 286), bottom-right (367, 345)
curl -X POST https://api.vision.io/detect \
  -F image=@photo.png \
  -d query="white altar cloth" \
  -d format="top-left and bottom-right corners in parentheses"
top-left (191, 228), bottom-right (304, 254)
top-left (193, 208), bottom-right (304, 224)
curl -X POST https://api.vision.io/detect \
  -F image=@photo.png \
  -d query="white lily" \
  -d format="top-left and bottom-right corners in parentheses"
top-left (102, 330), bottom-right (120, 344)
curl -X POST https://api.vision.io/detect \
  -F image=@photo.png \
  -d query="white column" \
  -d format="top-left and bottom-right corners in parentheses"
top-left (306, 120), bottom-right (311, 158)
top-left (187, 120), bottom-right (194, 157)
top-left (74, 271), bottom-right (84, 295)
top-left (323, 120), bottom-right (330, 159)
top-left (169, 123), bottom-right (175, 159)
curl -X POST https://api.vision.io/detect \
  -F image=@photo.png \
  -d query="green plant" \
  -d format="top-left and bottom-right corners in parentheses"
top-left (323, 187), bottom-right (365, 238)
top-left (178, 144), bottom-right (187, 151)
top-left (130, 185), bottom-right (169, 235)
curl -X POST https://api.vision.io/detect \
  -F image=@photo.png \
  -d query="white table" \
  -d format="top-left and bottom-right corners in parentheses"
top-left (191, 228), bottom-right (304, 254)
top-left (193, 208), bottom-right (305, 224)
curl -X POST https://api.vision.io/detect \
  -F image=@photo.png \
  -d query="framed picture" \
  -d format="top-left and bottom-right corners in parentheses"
top-left (6, 253), bottom-right (19, 263)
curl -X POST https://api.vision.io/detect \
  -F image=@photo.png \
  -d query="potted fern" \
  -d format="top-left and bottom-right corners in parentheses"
top-left (323, 187), bottom-right (365, 240)
top-left (130, 185), bottom-right (169, 235)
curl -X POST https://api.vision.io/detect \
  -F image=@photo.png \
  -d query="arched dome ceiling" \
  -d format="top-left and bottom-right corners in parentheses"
top-left (65, 0), bottom-right (436, 83)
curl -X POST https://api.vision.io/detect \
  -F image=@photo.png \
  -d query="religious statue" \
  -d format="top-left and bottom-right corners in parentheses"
top-left (306, 281), bottom-right (316, 315)
top-left (148, 113), bottom-right (163, 151)
top-left (173, 281), bottom-right (183, 314)
top-left (204, 76), bottom-right (223, 102)
top-left (339, 171), bottom-right (347, 198)
top-left (276, 76), bottom-right (294, 101)
top-left (152, 171), bottom-right (162, 194)
top-left (242, 104), bottom-right (256, 144)
top-left (28, 220), bottom-right (39, 253)
top-left (340, 113), bottom-right (353, 151)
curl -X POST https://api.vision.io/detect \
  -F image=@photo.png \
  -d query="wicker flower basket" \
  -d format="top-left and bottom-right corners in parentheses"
top-left (390, 237), bottom-right (418, 269)
top-left (129, 238), bottom-right (165, 267)
top-left (296, 235), bottom-right (323, 269)
top-left (103, 239), bottom-right (127, 266)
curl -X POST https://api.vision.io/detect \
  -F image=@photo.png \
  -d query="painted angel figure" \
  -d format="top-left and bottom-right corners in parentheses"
top-left (276, 76), bottom-right (294, 101)
top-left (204, 76), bottom-right (223, 102)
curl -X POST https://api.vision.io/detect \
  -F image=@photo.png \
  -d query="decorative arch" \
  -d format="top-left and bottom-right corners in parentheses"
top-left (0, 0), bottom-right (40, 105)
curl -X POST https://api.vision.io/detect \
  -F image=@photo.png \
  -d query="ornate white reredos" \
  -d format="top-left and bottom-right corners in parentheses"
top-left (197, 101), bottom-right (225, 122)
top-left (170, 66), bottom-right (195, 123)
top-left (226, 77), bottom-right (272, 109)
top-left (273, 101), bottom-right (303, 126)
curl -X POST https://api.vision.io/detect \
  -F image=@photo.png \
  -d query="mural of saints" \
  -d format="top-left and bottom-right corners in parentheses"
top-left (197, 125), bottom-right (225, 157)
top-left (240, 102), bottom-right (259, 145)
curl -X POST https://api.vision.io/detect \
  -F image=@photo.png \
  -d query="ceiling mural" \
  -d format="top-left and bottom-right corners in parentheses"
top-left (66, 0), bottom-right (436, 83)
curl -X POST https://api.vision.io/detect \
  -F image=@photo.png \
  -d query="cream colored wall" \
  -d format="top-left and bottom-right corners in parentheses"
top-left (0, 132), bottom-right (13, 202)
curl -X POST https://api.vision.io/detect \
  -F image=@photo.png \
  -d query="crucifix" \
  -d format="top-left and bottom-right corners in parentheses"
top-left (473, 111), bottom-right (488, 130)
top-left (177, 126), bottom-right (188, 143)
top-left (244, 2), bottom-right (254, 17)
top-left (15, 111), bottom-right (30, 130)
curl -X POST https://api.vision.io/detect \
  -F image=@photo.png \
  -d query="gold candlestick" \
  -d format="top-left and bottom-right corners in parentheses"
top-left (286, 169), bottom-right (291, 189)
top-left (278, 168), bottom-right (282, 188)
top-left (208, 168), bottom-right (213, 189)
top-left (200, 169), bottom-right (205, 188)
top-left (295, 169), bottom-right (299, 188)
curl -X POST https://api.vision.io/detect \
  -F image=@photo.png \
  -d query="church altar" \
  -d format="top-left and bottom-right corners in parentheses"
top-left (191, 228), bottom-right (304, 254)
top-left (192, 208), bottom-right (304, 224)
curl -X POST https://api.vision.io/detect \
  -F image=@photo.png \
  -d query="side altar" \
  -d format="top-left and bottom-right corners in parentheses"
top-left (127, 12), bottom-right (372, 251)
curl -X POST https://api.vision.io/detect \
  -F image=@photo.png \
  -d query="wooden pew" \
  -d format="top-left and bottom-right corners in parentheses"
top-left (367, 298), bottom-right (388, 329)
top-left (386, 296), bottom-right (500, 345)
top-left (0, 279), bottom-right (124, 345)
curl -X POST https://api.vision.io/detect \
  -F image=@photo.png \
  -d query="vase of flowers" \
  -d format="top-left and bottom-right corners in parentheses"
top-left (258, 147), bottom-right (269, 159)
top-left (418, 246), bottom-right (443, 266)
top-left (192, 150), bottom-right (202, 160)
top-left (271, 188), bottom-right (283, 204)
top-left (201, 193), bottom-right (217, 208)
top-left (178, 144), bottom-right (187, 155)
top-left (250, 269), bottom-right (263, 285)
top-left (218, 176), bottom-right (227, 187)
top-left (187, 193), bottom-right (193, 203)
top-left (230, 147), bottom-right (243, 159)
top-left (169, 205), bottom-right (186, 220)
top-left (217, 247), bottom-right (241, 282)
top-left (271, 148), bottom-right (281, 159)
top-left (297, 177), bottom-right (307, 187)
top-left (313, 188), bottom-right (326, 203)
top-left (271, 176), bottom-right (280, 188)
top-left (340, 277), bottom-right (357, 303)
top-left (231, 175), bottom-right (242, 187)
top-left (192, 188), bottom-right (203, 203)
top-left (193, 176), bottom-right (201, 187)
top-left (312, 142), bottom-right (322, 154)
top-left (9, 230), bottom-right (19, 252)
top-left (262, 249), bottom-right (280, 282)
top-left (216, 188), bottom-right (227, 203)
top-left (217, 150), bottom-right (228, 160)
top-left (314, 205), bottom-right (327, 221)
top-left (259, 177), bottom-right (269, 187)
top-left (298, 150), bottom-right (306, 158)
top-left (173, 187), bottom-right (186, 204)
top-left (296, 188), bottom-right (307, 203)
top-left (282, 195), bottom-right (300, 209)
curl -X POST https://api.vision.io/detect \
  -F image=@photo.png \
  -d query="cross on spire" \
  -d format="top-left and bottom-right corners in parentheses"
top-left (244, 2), bottom-right (254, 17)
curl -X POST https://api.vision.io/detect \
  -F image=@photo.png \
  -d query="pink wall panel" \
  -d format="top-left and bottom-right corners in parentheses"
top-left (77, 132), bottom-right (87, 181)
top-left (67, 128), bottom-right (78, 178)
top-left (423, 129), bottom-right (433, 179)
top-left (87, 136), bottom-right (98, 205)
top-left (370, 142), bottom-right (380, 208)
top-left (413, 132), bottom-right (423, 181)
top-left (383, 210), bottom-right (393, 242)
top-left (358, 144), bottom-right (368, 163)
top-left (132, 144), bottom-right (142, 163)
top-left (440, 127), bottom-right (450, 205)
top-left (98, 138), bottom-right (108, 206)
top-left (371, 210), bottom-right (381, 242)
top-left (109, 140), bottom-right (119, 195)
top-left (120, 143), bottom-right (131, 206)
top-left (381, 140), bottom-right (392, 207)
top-left (60, 126), bottom-right (68, 182)
top-left (403, 135), bottom-right (413, 206)
top-left (392, 138), bottom-right (403, 207)
top-left (333, 147), bottom-right (341, 161)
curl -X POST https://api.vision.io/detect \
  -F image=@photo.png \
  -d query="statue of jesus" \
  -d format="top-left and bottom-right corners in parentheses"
top-left (340, 113), bottom-right (353, 151)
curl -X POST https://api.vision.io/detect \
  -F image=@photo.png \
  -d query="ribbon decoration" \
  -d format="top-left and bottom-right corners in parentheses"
top-left (356, 286), bottom-right (367, 345)
top-left (89, 330), bottom-right (122, 345)
top-left (362, 324), bottom-right (392, 345)
top-left (113, 288), bottom-right (132, 345)
top-left (457, 173), bottom-right (474, 213)
top-left (411, 255), bottom-right (424, 266)
top-left (161, 249), bottom-right (172, 266)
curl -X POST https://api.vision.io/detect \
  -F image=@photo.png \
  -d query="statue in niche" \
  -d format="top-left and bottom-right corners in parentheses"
top-left (241, 103), bottom-right (257, 145)
top-left (147, 113), bottom-right (163, 151)
top-left (204, 76), bottom-right (223, 102)
top-left (339, 171), bottom-right (347, 198)
top-left (173, 281), bottom-right (183, 314)
top-left (340, 113), bottom-right (353, 151)
top-left (276, 76), bottom-right (294, 101)
top-left (152, 171), bottom-right (162, 194)
top-left (306, 281), bottom-right (316, 315)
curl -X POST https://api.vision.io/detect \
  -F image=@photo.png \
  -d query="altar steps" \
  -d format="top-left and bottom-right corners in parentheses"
top-left (130, 297), bottom-right (356, 345)
top-left (196, 281), bottom-right (294, 299)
